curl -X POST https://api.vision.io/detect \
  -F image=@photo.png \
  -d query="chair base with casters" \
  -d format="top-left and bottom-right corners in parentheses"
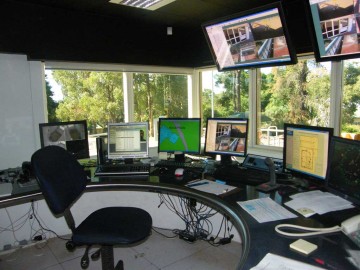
top-left (31, 145), bottom-right (152, 270)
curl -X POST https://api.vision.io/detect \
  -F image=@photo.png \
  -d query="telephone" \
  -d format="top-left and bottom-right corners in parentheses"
top-left (341, 214), bottom-right (360, 248)
top-left (341, 214), bottom-right (360, 234)
top-left (275, 214), bottom-right (360, 248)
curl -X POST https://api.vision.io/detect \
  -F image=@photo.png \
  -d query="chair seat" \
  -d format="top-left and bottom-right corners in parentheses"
top-left (72, 207), bottom-right (152, 246)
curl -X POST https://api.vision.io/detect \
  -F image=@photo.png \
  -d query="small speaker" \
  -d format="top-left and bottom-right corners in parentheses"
top-left (96, 137), bottom-right (105, 165)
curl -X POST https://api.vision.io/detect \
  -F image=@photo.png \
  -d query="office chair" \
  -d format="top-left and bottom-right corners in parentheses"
top-left (31, 145), bottom-right (152, 270)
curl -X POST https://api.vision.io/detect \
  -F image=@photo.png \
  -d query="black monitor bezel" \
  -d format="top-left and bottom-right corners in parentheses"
top-left (204, 117), bottom-right (249, 161)
top-left (326, 136), bottom-right (360, 205)
top-left (304, 0), bottom-right (360, 63)
top-left (157, 117), bottom-right (202, 155)
top-left (283, 123), bottom-right (334, 183)
top-left (201, 1), bottom-right (298, 72)
top-left (39, 120), bottom-right (90, 160)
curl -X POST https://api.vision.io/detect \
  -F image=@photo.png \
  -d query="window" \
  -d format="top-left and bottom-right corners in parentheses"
top-left (201, 69), bottom-right (249, 121)
top-left (45, 65), bottom-right (193, 156)
top-left (257, 58), bottom-right (331, 147)
top-left (341, 59), bottom-right (360, 140)
top-left (133, 73), bottom-right (189, 138)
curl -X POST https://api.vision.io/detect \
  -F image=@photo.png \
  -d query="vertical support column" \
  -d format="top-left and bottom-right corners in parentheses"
top-left (330, 61), bottom-right (343, 136)
top-left (123, 72), bottom-right (134, 123)
top-left (248, 69), bottom-right (258, 147)
top-left (189, 72), bottom-right (200, 118)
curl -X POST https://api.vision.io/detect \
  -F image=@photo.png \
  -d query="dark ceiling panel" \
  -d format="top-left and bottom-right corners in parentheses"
top-left (0, 0), bottom-right (313, 67)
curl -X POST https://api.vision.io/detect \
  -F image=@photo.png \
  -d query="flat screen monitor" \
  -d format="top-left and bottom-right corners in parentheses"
top-left (202, 2), bottom-right (297, 71)
top-left (39, 120), bottom-right (89, 159)
top-left (306, 0), bottom-right (360, 62)
top-left (158, 118), bottom-right (201, 162)
top-left (283, 123), bottom-right (334, 183)
top-left (107, 122), bottom-right (149, 162)
top-left (204, 118), bottom-right (249, 165)
top-left (326, 136), bottom-right (360, 205)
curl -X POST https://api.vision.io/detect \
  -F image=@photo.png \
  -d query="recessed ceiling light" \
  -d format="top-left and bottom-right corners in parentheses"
top-left (109, 0), bottom-right (176, 10)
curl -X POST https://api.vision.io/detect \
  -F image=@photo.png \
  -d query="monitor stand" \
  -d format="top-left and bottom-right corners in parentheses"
top-left (124, 158), bottom-right (134, 164)
top-left (217, 155), bottom-right (237, 167)
top-left (174, 152), bottom-right (185, 163)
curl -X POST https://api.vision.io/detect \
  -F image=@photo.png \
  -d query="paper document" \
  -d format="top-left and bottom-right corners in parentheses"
top-left (250, 253), bottom-right (325, 270)
top-left (186, 179), bottom-right (237, 195)
top-left (285, 190), bottom-right (354, 217)
top-left (238, 197), bottom-right (297, 223)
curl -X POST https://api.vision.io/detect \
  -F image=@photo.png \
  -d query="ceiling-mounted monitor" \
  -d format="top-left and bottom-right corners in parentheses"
top-left (202, 2), bottom-right (297, 71)
top-left (306, 0), bottom-right (360, 62)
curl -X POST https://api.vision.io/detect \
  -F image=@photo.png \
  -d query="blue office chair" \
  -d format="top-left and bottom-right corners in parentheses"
top-left (31, 145), bottom-right (152, 270)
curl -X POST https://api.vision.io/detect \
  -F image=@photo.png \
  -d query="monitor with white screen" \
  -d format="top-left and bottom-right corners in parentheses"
top-left (107, 122), bottom-right (149, 162)
top-left (283, 123), bottom-right (333, 183)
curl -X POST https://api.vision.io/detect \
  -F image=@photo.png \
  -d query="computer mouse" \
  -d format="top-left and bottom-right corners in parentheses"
top-left (175, 168), bottom-right (184, 177)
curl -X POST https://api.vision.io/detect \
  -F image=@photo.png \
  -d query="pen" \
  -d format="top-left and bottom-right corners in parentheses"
top-left (187, 182), bottom-right (209, 187)
top-left (310, 257), bottom-right (339, 270)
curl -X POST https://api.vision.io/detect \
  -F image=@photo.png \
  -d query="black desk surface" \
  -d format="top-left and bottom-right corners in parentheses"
top-left (1, 165), bottom-right (359, 270)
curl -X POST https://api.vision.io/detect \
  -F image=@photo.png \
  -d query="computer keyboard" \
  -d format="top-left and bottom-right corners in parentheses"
top-left (95, 163), bottom-right (151, 176)
top-left (155, 160), bottom-right (206, 170)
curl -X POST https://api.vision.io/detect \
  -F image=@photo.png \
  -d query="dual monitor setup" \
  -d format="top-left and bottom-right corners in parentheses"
top-left (38, 119), bottom-right (360, 205)
top-left (202, 1), bottom-right (360, 72)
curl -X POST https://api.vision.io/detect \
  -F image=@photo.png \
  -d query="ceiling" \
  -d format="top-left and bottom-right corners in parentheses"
top-left (0, 0), bottom-right (313, 67)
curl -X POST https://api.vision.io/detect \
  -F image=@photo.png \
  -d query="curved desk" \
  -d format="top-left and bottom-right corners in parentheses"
top-left (1, 175), bottom-right (360, 270)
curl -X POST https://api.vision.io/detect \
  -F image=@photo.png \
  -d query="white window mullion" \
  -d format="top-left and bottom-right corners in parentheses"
top-left (123, 72), bottom-right (134, 122)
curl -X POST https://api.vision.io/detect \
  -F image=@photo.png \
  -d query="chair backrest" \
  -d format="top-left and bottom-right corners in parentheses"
top-left (31, 145), bottom-right (88, 215)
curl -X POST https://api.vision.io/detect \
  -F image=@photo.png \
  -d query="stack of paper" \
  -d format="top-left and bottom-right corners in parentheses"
top-left (238, 197), bottom-right (297, 223)
top-left (250, 253), bottom-right (325, 270)
top-left (185, 179), bottom-right (237, 195)
top-left (285, 190), bottom-right (354, 217)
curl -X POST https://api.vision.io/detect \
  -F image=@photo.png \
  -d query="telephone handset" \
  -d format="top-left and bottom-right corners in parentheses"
top-left (341, 214), bottom-right (360, 248)
top-left (341, 215), bottom-right (360, 234)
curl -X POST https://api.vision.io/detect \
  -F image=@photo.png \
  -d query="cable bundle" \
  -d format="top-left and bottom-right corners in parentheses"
top-left (156, 194), bottom-right (234, 246)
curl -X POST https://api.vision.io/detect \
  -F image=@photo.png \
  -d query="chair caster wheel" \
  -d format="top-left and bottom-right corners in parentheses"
top-left (66, 241), bottom-right (75, 251)
top-left (81, 256), bottom-right (89, 269)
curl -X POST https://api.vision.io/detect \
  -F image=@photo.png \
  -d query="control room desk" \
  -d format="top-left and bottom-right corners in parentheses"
top-left (1, 172), bottom-right (359, 270)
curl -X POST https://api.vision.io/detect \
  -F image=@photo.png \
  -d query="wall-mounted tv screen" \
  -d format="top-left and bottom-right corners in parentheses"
top-left (39, 120), bottom-right (89, 160)
top-left (306, 0), bottom-right (360, 62)
top-left (202, 2), bottom-right (297, 71)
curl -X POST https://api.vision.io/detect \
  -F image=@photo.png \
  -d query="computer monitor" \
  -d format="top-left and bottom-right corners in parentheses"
top-left (39, 120), bottom-right (89, 159)
top-left (202, 2), bottom-right (297, 72)
top-left (204, 118), bottom-right (249, 165)
top-left (107, 122), bottom-right (149, 163)
top-left (283, 123), bottom-right (334, 183)
top-left (305, 0), bottom-right (360, 63)
top-left (326, 136), bottom-right (360, 205)
top-left (158, 118), bottom-right (201, 162)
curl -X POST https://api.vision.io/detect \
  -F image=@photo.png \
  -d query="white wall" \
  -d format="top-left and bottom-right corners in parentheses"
top-left (0, 53), bottom-right (46, 169)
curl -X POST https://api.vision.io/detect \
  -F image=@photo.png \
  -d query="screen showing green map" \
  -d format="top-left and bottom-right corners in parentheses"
top-left (158, 118), bottom-right (201, 153)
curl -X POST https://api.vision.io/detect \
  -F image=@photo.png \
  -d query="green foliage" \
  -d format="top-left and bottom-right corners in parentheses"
top-left (133, 73), bottom-right (188, 136)
top-left (342, 62), bottom-right (360, 126)
top-left (52, 70), bottom-right (123, 132)
top-left (202, 70), bottom-right (249, 123)
top-left (342, 124), bottom-right (360, 133)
